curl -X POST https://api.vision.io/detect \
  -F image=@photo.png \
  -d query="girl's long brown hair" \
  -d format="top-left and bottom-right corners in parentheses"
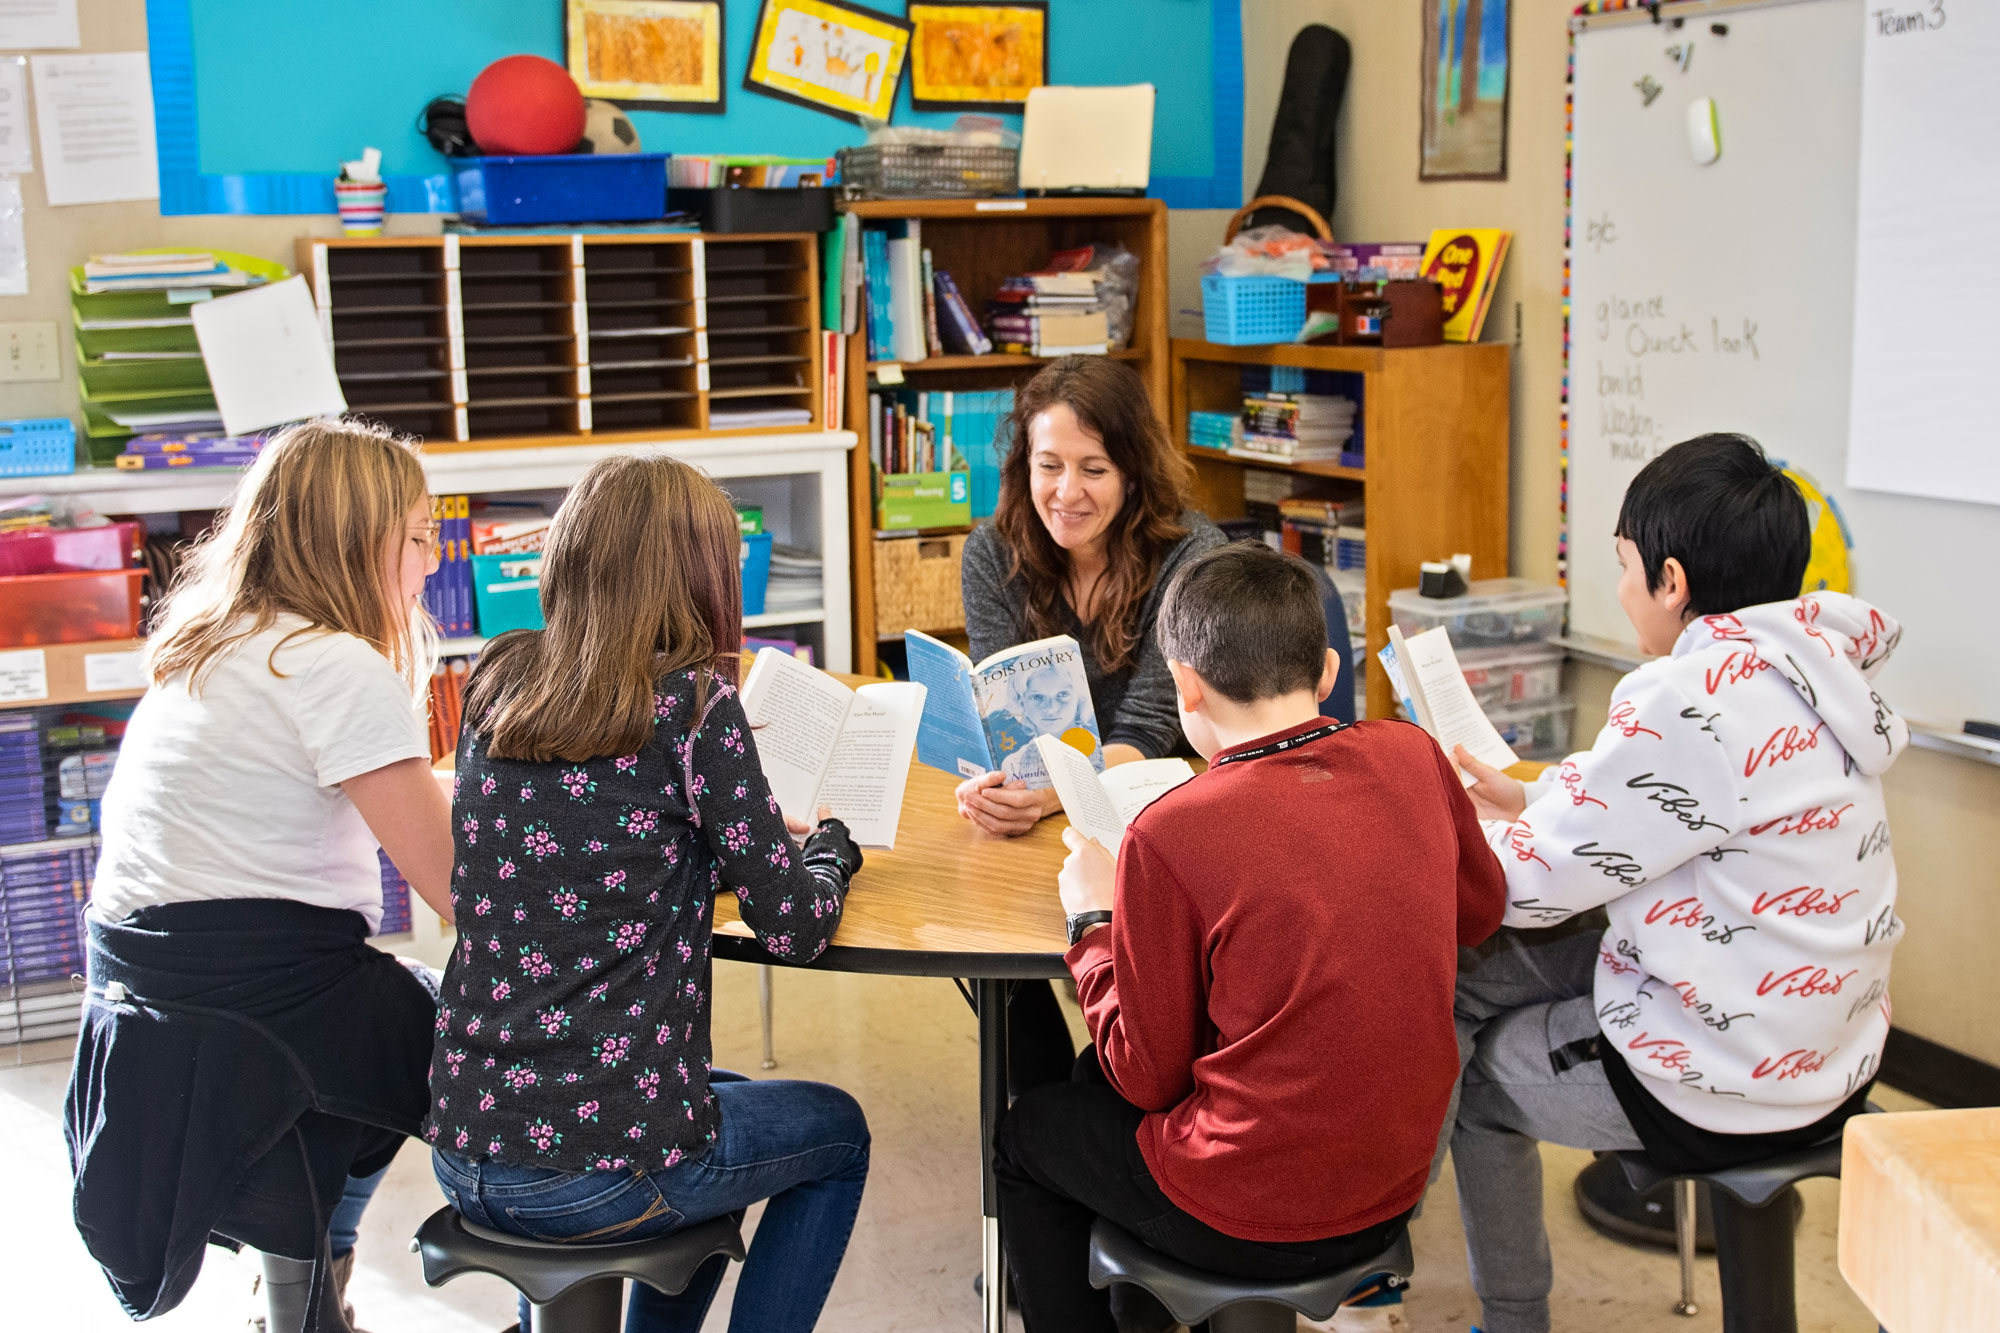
top-left (467, 453), bottom-right (743, 763)
top-left (146, 418), bottom-right (433, 695)
top-left (992, 356), bottom-right (1193, 672)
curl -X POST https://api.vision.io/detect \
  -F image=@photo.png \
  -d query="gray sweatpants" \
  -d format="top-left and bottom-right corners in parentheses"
top-left (1449, 917), bottom-right (1643, 1333)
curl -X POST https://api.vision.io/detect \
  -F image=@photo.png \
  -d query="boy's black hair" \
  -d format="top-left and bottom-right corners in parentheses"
top-left (1158, 541), bottom-right (1327, 702)
top-left (1616, 434), bottom-right (1810, 617)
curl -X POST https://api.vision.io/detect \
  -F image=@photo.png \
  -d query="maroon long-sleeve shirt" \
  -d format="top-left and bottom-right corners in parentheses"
top-left (1067, 718), bottom-right (1507, 1242)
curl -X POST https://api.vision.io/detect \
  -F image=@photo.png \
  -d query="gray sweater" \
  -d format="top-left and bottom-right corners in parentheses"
top-left (959, 512), bottom-right (1226, 760)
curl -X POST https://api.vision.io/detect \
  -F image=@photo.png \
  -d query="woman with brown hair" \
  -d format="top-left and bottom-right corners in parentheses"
top-left (956, 356), bottom-right (1225, 1090)
top-left (956, 356), bottom-right (1225, 836)
top-left (427, 453), bottom-right (870, 1333)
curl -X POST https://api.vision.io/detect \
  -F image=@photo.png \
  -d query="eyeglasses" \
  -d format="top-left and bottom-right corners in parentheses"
top-left (409, 522), bottom-right (441, 556)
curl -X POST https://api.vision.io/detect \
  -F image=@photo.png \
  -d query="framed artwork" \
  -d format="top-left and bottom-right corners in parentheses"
top-left (907, 3), bottom-right (1048, 112)
top-left (744, 0), bottom-right (910, 124)
top-left (1421, 0), bottom-right (1510, 180)
top-left (566, 0), bottom-right (726, 113)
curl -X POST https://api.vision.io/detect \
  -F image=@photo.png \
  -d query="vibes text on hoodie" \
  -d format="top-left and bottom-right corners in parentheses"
top-left (1486, 593), bottom-right (1907, 1134)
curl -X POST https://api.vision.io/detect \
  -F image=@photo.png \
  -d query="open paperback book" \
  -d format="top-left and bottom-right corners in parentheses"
top-left (739, 648), bottom-right (927, 849)
top-left (904, 631), bottom-right (1101, 789)
top-left (1379, 625), bottom-right (1518, 780)
top-left (1032, 735), bottom-right (1195, 854)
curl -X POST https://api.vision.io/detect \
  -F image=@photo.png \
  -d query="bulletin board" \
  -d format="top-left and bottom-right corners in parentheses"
top-left (144, 0), bottom-right (1241, 215)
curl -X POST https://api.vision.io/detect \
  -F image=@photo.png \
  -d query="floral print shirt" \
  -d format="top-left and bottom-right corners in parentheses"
top-left (424, 668), bottom-right (853, 1171)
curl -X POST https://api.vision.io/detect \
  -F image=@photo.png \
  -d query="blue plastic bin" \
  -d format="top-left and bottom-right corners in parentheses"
top-left (0, 418), bottom-right (78, 479)
top-left (471, 553), bottom-right (544, 635)
top-left (741, 533), bottom-right (772, 616)
top-left (1200, 273), bottom-right (1339, 345)
top-left (455, 153), bottom-right (670, 225)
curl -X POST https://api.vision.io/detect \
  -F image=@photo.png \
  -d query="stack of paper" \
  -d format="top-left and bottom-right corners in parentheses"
top-left (81, 252), bottom-right (259, 294)
top-left (762, 544), bottom-right (824, 614)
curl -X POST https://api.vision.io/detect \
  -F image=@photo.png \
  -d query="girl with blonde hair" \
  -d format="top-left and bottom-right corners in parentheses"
top-left (67, 419), bottom-right (455, 1333)
top-left (427, 453), bottom-right (869, 1333)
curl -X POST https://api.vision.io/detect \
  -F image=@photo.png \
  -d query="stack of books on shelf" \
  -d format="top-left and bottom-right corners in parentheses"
top-left (667, 156), bottom-right (833, 187)
top-left (1234, 365), bottom-right (1365, 469)
top-left (115, 430), bottom-right (266, 471)
top-left (1279, 494), bottom-right (1366, 573)
top-left (428, 659), bottom-right (471, 764)
top-left (867, 388), bottom-right (1011, 518)
top-left (859, 221), bottom-right (990, 363)
top-left (377, 850), bottom-right (414, 936)
top-left (2, 839), bottom-right (92, 986)
top-left (71, 249), bottom-right (288, 466)
top-left (1188, 410), bottom-right (1242, 453)
top-left (0, 715), bottom-right (45, 846)
top-left (763, 546), bottom-right (824, 617)
top-left (422, 496), bottom-right (475, 637)
top-left (988, 248), bottom-right (1112, 356)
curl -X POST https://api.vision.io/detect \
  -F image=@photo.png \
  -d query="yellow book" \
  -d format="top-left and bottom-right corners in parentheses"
top-left (1420, 229), bottom-right (1512, 342)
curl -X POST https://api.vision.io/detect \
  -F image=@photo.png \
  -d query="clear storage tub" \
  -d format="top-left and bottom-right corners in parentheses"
top-left (1488, 698), bottom-right (1576, 761)
top-left (1388, 578), bottom-right (1567, 647)
top-left (1455, 642), bottom-right (1566, 710)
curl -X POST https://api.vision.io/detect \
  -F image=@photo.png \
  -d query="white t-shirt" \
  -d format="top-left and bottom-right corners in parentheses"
top-left (93, 614), bottom-right (430, 934)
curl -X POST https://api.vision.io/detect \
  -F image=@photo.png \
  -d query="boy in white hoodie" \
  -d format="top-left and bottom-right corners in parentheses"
top-left (1449, 434), bottom-right (1905, 1333)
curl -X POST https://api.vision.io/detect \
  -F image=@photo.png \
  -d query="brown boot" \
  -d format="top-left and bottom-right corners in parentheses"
top-left (330, 1249), bottom-right (371, 1333)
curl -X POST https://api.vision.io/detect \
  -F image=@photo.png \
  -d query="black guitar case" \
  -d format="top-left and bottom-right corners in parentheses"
top-left (1244, 26), bottom-right (1353, 236)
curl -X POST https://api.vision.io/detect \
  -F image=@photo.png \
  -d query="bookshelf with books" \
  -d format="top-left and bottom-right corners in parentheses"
top-left (1169, 338), bottom-right (1511, 722)
top-left (835, 198), bottom-right (1170, 675)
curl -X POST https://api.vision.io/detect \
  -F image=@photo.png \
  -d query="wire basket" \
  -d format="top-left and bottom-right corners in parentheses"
top-left (838, 144), bottom-right (1019, 198)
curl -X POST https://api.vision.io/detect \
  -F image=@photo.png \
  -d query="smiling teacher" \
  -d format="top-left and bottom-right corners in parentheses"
top-left (956, 356), bottom-right (1224, 1089)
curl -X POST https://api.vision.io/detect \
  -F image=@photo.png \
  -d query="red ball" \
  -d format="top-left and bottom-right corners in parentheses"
top-left (465, 55), bottom-right (587, 156)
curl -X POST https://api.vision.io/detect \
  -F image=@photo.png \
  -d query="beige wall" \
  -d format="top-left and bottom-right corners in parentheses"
top-left (10, 0), bottom-right (1997, 1068)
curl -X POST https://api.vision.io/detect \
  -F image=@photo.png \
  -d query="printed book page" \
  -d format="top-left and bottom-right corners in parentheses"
top-left (740, 647), bottom-right (854, 825)
top-left (1100, 759), bottom-right (1196, 826)
top-left (1035, 734), bottom-right (1126, 853)
top-left (814, 682), bottom-right (925, 849)
top-left (1395, 625), bottom-right (1518, 775)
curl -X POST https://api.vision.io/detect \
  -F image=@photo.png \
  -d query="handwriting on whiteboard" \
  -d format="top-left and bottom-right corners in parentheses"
top-left (1872, 3), bottom-right (1945, 37)
top-left (1586, 282), bottom-right (1764, 462)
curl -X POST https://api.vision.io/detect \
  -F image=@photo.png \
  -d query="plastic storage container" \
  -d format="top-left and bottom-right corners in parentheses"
top-left (1455, 642), bottom-right (1566, 711)
top-left (740, 533), bottom-right (773, 617)
top-left (0, 418), bottom-right (78, 479)
top-left (1389, 578), bottom-right (1568, 648)
top-left (669, 187), bottom-right (835, 233)
top-left (0, 569), bottom-right (147, 646)
top-left (0, 522), bottom-right (144, 577)
top-left (1488, 698), bottom-right (1576, 761)
top-left (455, 153), bottom-right (669, 225)
top-left (1199, 272), bottom-right (1339, 345)
top-left (471, 553), bottom-right (544, 635)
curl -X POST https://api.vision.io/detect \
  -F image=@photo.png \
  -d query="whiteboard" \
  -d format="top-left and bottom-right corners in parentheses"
top-left (1567, 0), bottom-right (1998, 729)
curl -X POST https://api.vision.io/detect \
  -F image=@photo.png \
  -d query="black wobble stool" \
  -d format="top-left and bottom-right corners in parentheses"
top-left (1087, 1218), bottom-right (1414, 1333)
top-left (412, 1207), bottom-right (745, 1333)
top-left (1616, 1110), bottom-right (1873, 1333)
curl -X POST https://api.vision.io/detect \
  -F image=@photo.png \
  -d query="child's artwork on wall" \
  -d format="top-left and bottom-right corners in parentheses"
top-left (908, 3), bottom-right (1047, 111)
top-left (744, 0), bottom-right (910, 124)
top-left (1421, 0), bottom-right (1509, 180)
top-left (567, 0), bottom-right (726, 112)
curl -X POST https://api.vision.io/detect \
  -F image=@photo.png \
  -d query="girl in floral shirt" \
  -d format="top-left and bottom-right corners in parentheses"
top-left (427, 455), bottom-right (867, 1333)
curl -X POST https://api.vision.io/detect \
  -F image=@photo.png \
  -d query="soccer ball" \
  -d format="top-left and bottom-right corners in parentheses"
top-left (576, 100), bottom-right (641, 154)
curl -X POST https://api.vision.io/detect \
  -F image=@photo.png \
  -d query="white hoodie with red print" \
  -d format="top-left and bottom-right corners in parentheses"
top-left (1487, 592), bottom-right (1906, 1134)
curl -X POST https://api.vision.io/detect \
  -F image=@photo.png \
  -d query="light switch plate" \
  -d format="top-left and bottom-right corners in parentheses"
top-left (0, 322), bottom-right (61, 383)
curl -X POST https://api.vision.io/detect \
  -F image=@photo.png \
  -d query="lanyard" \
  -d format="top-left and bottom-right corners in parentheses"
top-left (1211, 721), bottom-right (1347, 767)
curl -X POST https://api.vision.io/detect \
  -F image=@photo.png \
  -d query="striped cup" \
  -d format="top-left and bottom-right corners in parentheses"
top-left (334, 179), bottom-right (387, 236)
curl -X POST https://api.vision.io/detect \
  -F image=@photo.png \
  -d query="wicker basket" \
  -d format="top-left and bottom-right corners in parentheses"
top-left (838, 144), bottom-right (1018, 198)
top-left (872, 533), bottom-right (967, 640)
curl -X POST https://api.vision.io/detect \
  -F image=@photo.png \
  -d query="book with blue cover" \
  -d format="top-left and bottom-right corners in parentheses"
top-left (903, 631), bottom-right (1100, 789)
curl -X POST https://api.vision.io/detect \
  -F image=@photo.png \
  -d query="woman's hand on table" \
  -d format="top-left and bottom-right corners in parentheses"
top-left (1101, 743), bottom-right (1147, 768)
top-left (1454, 746), bottom-right (1529, 823)
top-left (1058, 827), bottom-right (1117, 918)
top-left (954, 771), bottom-right (1060, 837)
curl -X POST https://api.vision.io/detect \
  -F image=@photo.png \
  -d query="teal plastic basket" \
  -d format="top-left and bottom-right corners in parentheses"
top-left (1201, 273), bottom-right (1307, 345)
top-left (0, 418), bottom-right (78, 478)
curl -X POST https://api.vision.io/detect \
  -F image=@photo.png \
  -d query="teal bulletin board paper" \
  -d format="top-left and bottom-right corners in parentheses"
top-left (148, 0), bottom-right (1241, 215)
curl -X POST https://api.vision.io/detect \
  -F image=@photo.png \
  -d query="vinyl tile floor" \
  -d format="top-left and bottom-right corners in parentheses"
top-left (2, 959), bottom-right (1917, 1331)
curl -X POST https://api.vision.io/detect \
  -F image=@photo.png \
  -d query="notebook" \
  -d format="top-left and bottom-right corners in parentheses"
top-left (1018, 85), bottom-right (1155, 195)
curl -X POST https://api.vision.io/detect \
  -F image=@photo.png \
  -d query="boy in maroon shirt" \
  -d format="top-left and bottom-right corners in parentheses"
top-left (992, 542), bottom-right (1507, 1332)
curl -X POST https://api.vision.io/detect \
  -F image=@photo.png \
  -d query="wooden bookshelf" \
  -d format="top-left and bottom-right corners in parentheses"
top-left (299, 231), bottom-right (822, 446)
top-left (840, 197), bottom-right (1170, 674)
top-left (1169, 338), bottom-right (1512, 720)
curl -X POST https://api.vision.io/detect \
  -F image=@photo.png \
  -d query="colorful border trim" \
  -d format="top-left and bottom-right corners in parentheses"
top-left (147, 0), bottom-right (1243, 215)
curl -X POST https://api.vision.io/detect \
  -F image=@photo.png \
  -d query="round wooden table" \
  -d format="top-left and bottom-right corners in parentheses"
top-left (710, 756), bottom-right (1071, 1333)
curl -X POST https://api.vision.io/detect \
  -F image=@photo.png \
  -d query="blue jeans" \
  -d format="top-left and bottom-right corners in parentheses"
top-left (328, 1166), bottom-right (389, 1257)
top-left (432, 1072), bottom-right (870, 1333)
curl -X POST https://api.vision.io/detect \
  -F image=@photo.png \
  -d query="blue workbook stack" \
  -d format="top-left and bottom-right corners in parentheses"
top-left (0, 714), bottom-right (46, 845)
top-left (1, 841), bottom-right (93, 986)
top-left (377, 850), bottom-right (413, 936)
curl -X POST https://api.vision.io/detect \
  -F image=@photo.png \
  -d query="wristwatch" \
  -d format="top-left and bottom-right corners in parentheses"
top-left (1066, 909), bottom-right (1114, 947)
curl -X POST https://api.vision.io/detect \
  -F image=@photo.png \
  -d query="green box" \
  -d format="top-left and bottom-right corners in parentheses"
top-left (735, 506), bottom-right (764, 536)
top-left (876, 469), bottom-right (971, 531)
